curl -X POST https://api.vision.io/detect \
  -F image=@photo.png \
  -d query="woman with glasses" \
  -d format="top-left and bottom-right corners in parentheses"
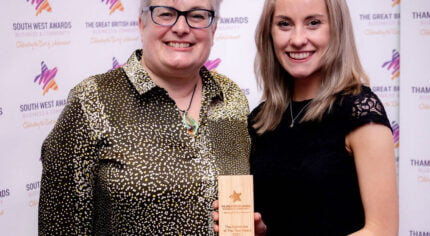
top-left (248, 0), bottom-right (398, 235)
top-left (39, 0), bottom-right (251, 235)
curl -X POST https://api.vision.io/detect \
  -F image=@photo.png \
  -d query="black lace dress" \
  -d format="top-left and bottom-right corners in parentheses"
top-left (249, 86), bottom-right (391, 235)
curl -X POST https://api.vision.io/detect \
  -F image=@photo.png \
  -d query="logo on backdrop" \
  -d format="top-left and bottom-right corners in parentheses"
top-left (382, 49), bottom-right (400, 80)
top-left (412, 11), bottom-right (430, 20)
top-left (34, 61), bottom-right (59, 96)
top-left (410, 158), bottom-right (430, 183)
top-left (101, 0), bottom-right (125, 15)
top-left (219, 17), bottom-right (249, 25)
top-left (13, 3), bottom-right (72, 49)
top-left (359, 12), bottom-right (400, 24)
top-left (359, 9), bottom-right (400, 35)
top-left (109, 57), bottom-right (125, 71)
top-left (216, 16), bottom-right (249, 41)
top-left (409, 230), bottom-right (430, 236)
top-left (204, 58), bottom-right (221, 71)
top-left (0, 107), bottom-right (3, 116)
top-left (411, 86), bottom-right (430, 110)
top-left (411, 158), bottom-right (430, 185)
top-left (26, 0), bottom-right (52, 16)
top-left (19, 65), bottom-right (66, 129)
top-left (83, 0), bottom-right (138, 45)
top-left (371, 85), bottom-right (399, 108)
top-left (391, 0), bottom-right (400, 7)
top-left (412, 86), bottom-right (430, 94)
top-left (0, 188), bottom-right (11, 216)
top-left (411, 11), bottom-right (430, 35)
top-left (84, 19), bottom-right (139, 45)
top-left (0, 189), bottom-right (10, 199)
top-left (391, 121), bottom-right (399, 148)
top-left (26, 181), bottom-right (41, 207)
top-left (410, 159), bottom-right (430, 167)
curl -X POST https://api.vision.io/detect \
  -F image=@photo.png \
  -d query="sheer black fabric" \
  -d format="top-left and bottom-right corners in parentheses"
top-left (249, 86), bottom-right (391, 235)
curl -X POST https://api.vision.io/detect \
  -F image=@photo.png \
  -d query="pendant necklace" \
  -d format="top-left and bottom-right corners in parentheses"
top-left (289, 100), bottom-right (311, 128)
top-left (178, 83), bottom-right (199, 135)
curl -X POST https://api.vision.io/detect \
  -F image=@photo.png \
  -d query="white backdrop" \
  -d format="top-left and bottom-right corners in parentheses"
top-left (398, 0), bottom-right (430, 235)
top-left (0, 0), bottom-right (429, 235)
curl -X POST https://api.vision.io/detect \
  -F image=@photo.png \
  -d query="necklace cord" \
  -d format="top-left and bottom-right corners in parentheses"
top-left (178, 83), bottom-right (198, 113)
top-left (289, 100), bottom-right (311, 128)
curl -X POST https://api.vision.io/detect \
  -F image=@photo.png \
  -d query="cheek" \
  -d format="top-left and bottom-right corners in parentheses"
top-left (205, 35), bottom-right (214, 46)
top-left (201, 30), bottom-right (215, 43)
top-left (271, 30), bottom-right (288, 48)
top-left (319, 29), bottom-right (331, 49)
top-left (196, 32), bottom-right (215, 52)
top-left (272, 38), bottom-right (287, 60)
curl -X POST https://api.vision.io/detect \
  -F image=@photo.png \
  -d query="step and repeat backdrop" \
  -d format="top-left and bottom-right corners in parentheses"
top-left (0, 0), bottom-right (429, 235)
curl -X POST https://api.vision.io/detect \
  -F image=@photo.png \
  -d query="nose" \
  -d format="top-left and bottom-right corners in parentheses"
top-left (171, 15), bottom-right (190, 35)
top-left (290, 27), bottom-right (307, 48)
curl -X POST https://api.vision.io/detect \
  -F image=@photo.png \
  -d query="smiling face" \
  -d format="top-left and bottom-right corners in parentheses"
top-left (271, 0), bottom-right (330, 81)
top-left (139, 0), bottom-right (216, 78)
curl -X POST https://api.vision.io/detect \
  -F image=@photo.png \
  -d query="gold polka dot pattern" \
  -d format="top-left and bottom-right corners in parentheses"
top-left (39, 50), bottom-right (250, 235)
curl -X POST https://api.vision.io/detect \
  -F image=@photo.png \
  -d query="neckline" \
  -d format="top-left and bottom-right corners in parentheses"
top-left (291, 99), bottom-right (313, 105)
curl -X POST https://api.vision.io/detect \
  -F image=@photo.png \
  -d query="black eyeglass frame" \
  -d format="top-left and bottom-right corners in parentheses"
top-left (142, 5), bottom-right (216, 29)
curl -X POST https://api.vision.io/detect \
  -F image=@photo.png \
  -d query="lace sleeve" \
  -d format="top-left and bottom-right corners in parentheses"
top-left (347, 86), bottom-right (392, 133)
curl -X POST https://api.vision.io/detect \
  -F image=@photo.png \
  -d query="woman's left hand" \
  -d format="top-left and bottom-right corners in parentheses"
top-left (212, 200), bottom-right (267, 236)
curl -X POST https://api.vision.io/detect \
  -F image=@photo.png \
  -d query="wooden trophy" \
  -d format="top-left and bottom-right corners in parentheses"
top-left (218, 175), bottom-right (254, 236)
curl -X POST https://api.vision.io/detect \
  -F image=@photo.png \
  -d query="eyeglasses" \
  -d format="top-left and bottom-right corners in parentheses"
top-left (143, 6), bottom-right (215, 29)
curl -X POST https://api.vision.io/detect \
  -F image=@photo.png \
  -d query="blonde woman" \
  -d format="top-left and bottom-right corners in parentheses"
top-left (249, 0), bottom-right (398, 235)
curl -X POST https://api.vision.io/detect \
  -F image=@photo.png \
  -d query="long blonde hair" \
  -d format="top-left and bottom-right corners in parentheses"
top-left (253, 0), bottom-right (369, 134)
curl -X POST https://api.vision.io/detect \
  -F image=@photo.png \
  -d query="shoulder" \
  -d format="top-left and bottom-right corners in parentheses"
top-left (211, 71), bottom-right (249, 106)
top-left (247, 102), bottom-right (264, 137)
top-left (70, 68), bottom-right (125, 99)
top-left (342, 86), bottom-right (384, 117)
top-left (249, 102), bottom-right (264, 121)
top-left (207, 71), bottom-right (250, 119)
top-left (65, 71), bottom-right (118, 139)
top-left (339, 86), bottom-right (391, 132)
top-left (210, 71), bottom-right (244, 95)
top-left (67, 69), bottom-right (125, 117)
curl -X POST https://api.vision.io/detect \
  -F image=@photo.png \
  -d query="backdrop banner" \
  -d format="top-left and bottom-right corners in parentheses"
top-left (0, 0), bottom-right (429, 235)
top-left (399, 0), bottom-right (430, 235)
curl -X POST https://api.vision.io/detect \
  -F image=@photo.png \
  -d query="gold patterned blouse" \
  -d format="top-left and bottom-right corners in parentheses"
top-left (38, 50), bottom-right (250, 235)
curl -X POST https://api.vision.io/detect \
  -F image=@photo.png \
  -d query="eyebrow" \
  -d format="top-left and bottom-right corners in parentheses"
top-left (273, 14), bottom-right (326, 21)
top-left (161, 3), bottom-right (213, 11)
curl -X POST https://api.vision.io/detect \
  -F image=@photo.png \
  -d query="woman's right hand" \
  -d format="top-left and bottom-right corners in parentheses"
top-left (212, 200), bottom-right (267, 236)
